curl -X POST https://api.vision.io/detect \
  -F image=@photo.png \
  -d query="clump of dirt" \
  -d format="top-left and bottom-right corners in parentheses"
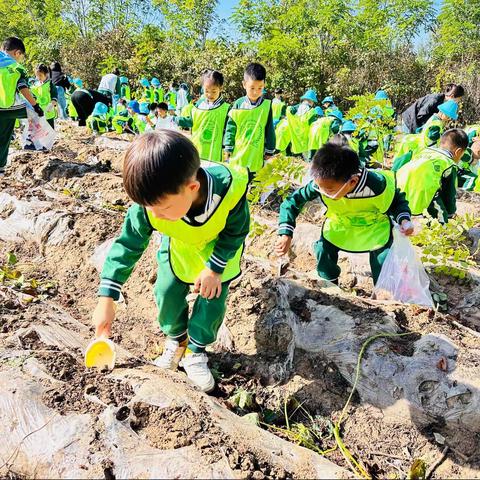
top-left (36, 350), bottom-right (134, 415)
top-left (129, 400), bottom-right (291, 479)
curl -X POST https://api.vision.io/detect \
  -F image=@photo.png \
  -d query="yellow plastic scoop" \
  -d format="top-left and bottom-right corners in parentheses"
top-left (84, 337), bottom-right (116, 370)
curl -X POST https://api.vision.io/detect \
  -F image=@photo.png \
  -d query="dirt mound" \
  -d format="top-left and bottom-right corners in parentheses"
top-left (2, 127), bottom-right (480, 478)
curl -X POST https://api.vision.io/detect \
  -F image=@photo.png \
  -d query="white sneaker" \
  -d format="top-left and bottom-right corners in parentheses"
top-left (180, 352), bottom-right (215, 393)
top-left (153, 338), bottom-right (187, 370)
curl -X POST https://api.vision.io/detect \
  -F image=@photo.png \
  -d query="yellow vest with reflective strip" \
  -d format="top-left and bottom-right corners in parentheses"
top-left (147, 163), bottom-right (249, 284)
top-left (322, 170), bottom-right (395, 252)
top-left (229, 100), bottom-right (271, 173)
top-left (0, 62), bottom-right (21, 108)
top-left (396, 148), bottom-right (455, 216)
top-left (191, 102), bottom-right (230, 163)
top-left (287, 107), bottom-right (316, 154)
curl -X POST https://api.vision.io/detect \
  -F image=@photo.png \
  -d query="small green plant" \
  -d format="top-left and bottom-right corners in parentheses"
top-left (102, 202), bottom-right (127, 212)
top-left (248, 154), bottom-right (305, 206)
top-left (346, 94), bottom-right (397, 139)
top-left (0, 253), bottom-right (56, 299)
top-left (229, 388), bottom-right (255, 410)
top-left (411, 214), bottom-right (478, 279)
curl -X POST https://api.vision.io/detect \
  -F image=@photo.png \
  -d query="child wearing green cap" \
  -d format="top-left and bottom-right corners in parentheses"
top-left (86, 102), bottom-right (109, 135)
top-left (392, 99), bottom-right (459, 172)
top-left (283, 89), bottom-right (321, 157)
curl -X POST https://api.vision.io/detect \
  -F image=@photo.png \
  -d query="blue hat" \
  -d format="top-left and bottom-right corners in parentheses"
top-left (322, 96), bottom-right (334, 104)
top-left (438, 99), bottom-right (459, 120)
top-left (167, 104), bottom-right (175, 110)
top-left (300, 89), bottom-right (318, 103)
top-left (140, 78), bottom-right (150, 88)
top-left (341, 120), bottom-right (357, 133)
top-left (127, 100), bottom-right (140, 114)
top-left (151, 77), bottom-right (160, 87)
top-left (375, 90), bottom-right (389, 100)
top-left (72, 78), bottom-right (83, 88)
top-left (328, 108), bottom-right (343, 120)
top-left (120, 76), bottom-right (128, 84)
top-left (314, 106), bottom-right (324, 116)
top-left (92, 102), bottom-right (108, 116)
top-left (139, 102), bottom-right (150, 115)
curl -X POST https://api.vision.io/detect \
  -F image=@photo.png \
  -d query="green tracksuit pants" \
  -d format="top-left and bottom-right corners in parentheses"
top-left (154, 239), bottom-right (230, 353)
top-left (313, 234), bottom-right (393, 284)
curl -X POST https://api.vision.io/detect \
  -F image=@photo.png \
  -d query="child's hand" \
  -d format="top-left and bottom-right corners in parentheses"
top-left (92, 297), bottom-right (116, 338)
top-left (400, 219), bottom-right (414, 236)
top-left (275, 235), bottom-right (292, 256)
top-left (194, 268), bottom-right (222, 300)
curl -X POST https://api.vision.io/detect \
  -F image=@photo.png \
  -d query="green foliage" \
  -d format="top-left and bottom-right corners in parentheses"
top-left (248, 155), bottom-right (305, 206)
top-left (407, 459), bottom-right (427, 480)
top-left (346, 94), bottom-right (397, 138)
top-left (411, 214), bottom-right (479, 279)
top-left (0, 253), bottom-right (56, 299)
top-left (229, 388), bottom-right (255, 410)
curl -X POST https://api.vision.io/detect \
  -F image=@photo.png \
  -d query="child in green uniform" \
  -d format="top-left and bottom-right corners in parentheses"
top-left (119, 77), bottom-right (131, 101)
top-left (458, 136), bottom-right (480, 190)
top-left (175, 69), bottom-right (230, 163)
top-left (272, 88), bottom-right (286, 125)
top-left (276, 142), bottom-right (413, 284)
top-left (286, 89), bottom-right (321, 157)
top-left (392, 100), bottom-right (459, 172)
top-left (224, 63), bottom-right (275, 178)
top-left (92, 131), bottom-right (250, 392)
top-left (321, 96), bottom-right (336, 115)
top-left (139, 78), bottom-right (153, 103)
top-left (151, 77), bottom-right (164, 103)
top-left (32, 63), bottom-right (58, 129)
top-left (112, 100), bottom-right (138, 134)
top-left (308, 108), bottom-right (343, 157)
top-left (86, 102), bottom-right (109, 135)
top-left (0, 37), bottom-right (44, 175)
top-left (396, 129), bottom-right (468, 224)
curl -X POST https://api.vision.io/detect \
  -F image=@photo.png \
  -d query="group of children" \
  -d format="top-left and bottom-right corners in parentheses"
top-left (2, 36), bottom-right (478, 394)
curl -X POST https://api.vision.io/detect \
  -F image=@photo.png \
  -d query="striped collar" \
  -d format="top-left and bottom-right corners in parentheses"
top-left (347, 168), bottom-right (368, 196)
top-left (183, 168), bottom-right (214, 224)
top-left (240, 96), bottom-right (264, 109)
top-left (427, 147), bottom-right (453, 159)
top-left (197, 96), bottom-right (224, 110)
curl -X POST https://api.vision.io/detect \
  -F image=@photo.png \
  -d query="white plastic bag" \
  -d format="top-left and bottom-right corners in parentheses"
top-left (374, 227), bottom-right (434, 307)
top-left (20, 106), bottom-right (57, 150)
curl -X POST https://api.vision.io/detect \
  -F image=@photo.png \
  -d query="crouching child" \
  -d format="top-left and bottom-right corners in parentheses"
top-left (275, 142), bottom-right (413, 285)
top-left (92, 131), bottom-right (250, 392)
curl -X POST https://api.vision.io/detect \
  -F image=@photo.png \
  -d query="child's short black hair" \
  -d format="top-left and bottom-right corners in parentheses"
top-left (244, 62), bottom-right (266, 82)
top-left (35, 63), bottom-right (49, 75)
top-left (444, 83), bottom-right (465, 98)
top-left (157, 102), bottom-right (168, 111)
top-left (311, 142), bottom-right (361, 182)
top-left (123, 130), bottom-right (200, 205)
top-left (275, 88), bottom-right (283, 94)
top-left (149, 102), bottom-right (158, 112)
top-left (2, 37), bottom-right (25, 53)
top-left (440, 128), bottom-right (469, 150)
top-left (201, 69), bottom-right (224, 87)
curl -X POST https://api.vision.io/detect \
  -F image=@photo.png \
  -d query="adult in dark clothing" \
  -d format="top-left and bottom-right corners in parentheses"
top-left (50, 62), bottom-right (71, 119)
top-left (71, 89), bottom-right (110, 126)
top-left (401, 84), bottom-right (464, 133)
